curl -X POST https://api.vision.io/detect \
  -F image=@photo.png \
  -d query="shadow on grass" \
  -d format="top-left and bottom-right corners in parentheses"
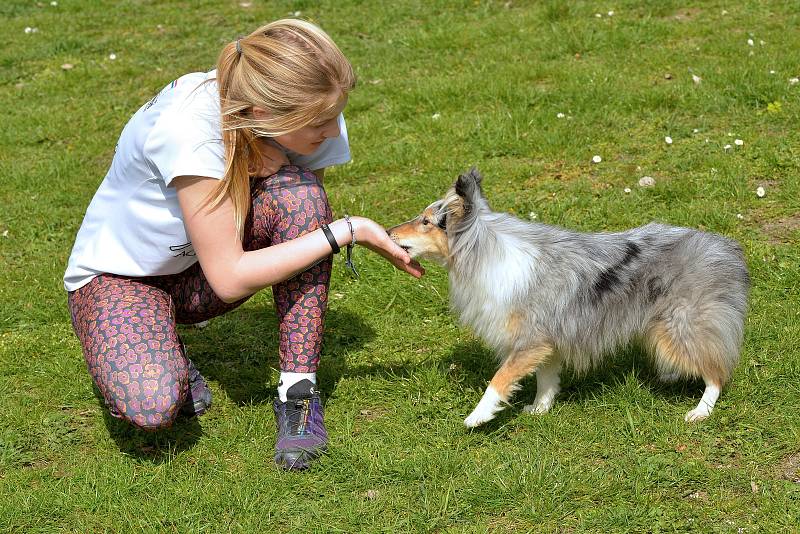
top-left (95, 317), bottom-right (706, 458)
top-left (94, 387), bottom-right (203, 464)
top-left (178, 305), bottom-right (379, 405)
top-left (444, 339), bottom-right (702, 424)
top-left (93, 303), bottom-right (398, 462)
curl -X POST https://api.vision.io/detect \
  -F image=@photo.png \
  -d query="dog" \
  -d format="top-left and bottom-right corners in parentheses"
top-left (388, 168), bottom-right (749, 427)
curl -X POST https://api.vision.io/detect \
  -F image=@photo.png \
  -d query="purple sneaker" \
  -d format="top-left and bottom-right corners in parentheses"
top-left (180, 358), bottom-right (212, 417)
top-left (273, 379), bottom-right (328, 470)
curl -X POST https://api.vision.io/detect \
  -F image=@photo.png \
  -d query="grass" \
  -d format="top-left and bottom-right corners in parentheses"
top-left (1, 0), bottom-right (799, 531)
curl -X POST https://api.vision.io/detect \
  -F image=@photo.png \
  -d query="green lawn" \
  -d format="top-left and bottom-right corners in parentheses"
top-left (1, 0), bottom-right (799, 532)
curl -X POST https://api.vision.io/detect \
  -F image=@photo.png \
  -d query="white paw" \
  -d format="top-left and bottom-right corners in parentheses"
top-left (464, 409), bottom-right (494, 428)
top-left (464, 386), bottom-right (503, 428)
top-left (523, 402), bottom-right (552, 415)
top-left (684, 407), bottom-right (711, 422)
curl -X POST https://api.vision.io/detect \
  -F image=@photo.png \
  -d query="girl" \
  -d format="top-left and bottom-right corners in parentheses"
top-left (65, 19), bottom-right (423, 470)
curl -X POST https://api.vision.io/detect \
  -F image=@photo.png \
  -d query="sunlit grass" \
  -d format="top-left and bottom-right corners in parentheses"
top-left (1, 0), bottom-right (799, 531)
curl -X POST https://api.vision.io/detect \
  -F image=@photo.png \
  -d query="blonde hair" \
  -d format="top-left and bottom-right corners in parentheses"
top-left (210, 19), bottom-right (356, 236)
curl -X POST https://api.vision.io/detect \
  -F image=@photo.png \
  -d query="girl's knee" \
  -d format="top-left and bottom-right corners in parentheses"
top-left (252, 165), bottom-right (324, 198)
top-left (123, 393), bottom-right (184, 431)
top-left (295, 178), bottom-right (333, 226)
top-left (249, 166), bottom-right (332, 246)
top-left (253, 164), bottom-right (320, 188)
top-left (112, 400), bottom-right (183, 432)
top-left (99, 360), bottom-right (189, 431)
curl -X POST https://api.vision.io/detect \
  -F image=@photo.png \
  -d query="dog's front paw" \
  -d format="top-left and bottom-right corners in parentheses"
top-left (523, 402), bottom-right (552, 415)
top-left (684, 406), bottom-right (711, 422)
top-left (464, 409), bottom-right (494, 428)
top-left (464, 386), bottom-right (503, 428)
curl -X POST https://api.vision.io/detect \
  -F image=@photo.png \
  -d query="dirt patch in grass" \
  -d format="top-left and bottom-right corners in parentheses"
top-left (671, 8), bottom-right (702, 22)
top-left (685, 490), bottom-right (709, 501)
top-left (760, 214), bottom-right (800, 244)
top-left (523, 160), bottom-right (584, 184)
top-left (777, 452), bottom-right (800, 483)
top-left (357, 407), bottom-right (388, 422)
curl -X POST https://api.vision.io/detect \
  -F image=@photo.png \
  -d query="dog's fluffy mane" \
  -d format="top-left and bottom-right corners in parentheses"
top-left (437, 167), bottom-right (537, 287)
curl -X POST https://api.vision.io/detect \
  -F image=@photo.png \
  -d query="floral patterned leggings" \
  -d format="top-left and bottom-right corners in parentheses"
top-left (68, 166), bottom-right (332, 430)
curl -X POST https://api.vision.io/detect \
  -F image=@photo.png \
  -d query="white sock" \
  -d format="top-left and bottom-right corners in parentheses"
top-left (277, 372), bottom-right (316, 402)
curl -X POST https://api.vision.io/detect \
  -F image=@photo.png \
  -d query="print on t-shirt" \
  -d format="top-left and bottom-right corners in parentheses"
top-left (169, 242), bottom-right (195, 257)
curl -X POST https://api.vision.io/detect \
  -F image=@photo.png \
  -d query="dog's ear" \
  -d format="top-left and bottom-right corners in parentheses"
top-left (454, 167), bottom-right (484, 205)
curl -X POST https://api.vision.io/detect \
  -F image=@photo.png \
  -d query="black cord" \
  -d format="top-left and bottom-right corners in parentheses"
top-left (320, 224), bottom-right (340, 254)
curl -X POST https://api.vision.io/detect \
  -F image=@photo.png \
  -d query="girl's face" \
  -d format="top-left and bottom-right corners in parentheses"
top-left (254, 92), bottom-right (348, 156)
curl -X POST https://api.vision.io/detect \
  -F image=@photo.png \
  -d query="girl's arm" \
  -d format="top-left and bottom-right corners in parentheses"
top-left (174, 175), bottom-right (423, 303)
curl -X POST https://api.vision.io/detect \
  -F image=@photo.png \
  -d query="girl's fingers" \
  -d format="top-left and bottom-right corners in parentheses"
top-left (391, 244), bottom-right (412, 265)
top-left (380, 243), bottom-right (424, 277)
top-left (356, 219), bottom-right (424, 277)
top-left (399, 259), bottom-right (424, 278)
top-left (386, 243), bottom-right (411, 266)
top-left (381, 234), bottom-right (412, 264)
top-left (404, 260), bottom-right (425, 278)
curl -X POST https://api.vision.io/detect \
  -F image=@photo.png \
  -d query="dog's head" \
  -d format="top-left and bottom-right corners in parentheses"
top-left (388, 167), bottom-right (486, 265)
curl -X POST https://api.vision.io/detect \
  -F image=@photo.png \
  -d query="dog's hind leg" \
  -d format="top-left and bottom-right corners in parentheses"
top-left (646, 319), bottom-right (731, 423)
top-left (656, 365), bottom-right (682, 384)
top-left (464, 343), bottom-right (554, 428)
top-left (685, 379), bottom-right (721, 422)
top-left (524, 351), bottom-right (563, 415)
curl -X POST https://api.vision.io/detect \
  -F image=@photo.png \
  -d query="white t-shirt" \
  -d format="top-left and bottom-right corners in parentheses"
top-left (64, 70), bottom-right (351, 291)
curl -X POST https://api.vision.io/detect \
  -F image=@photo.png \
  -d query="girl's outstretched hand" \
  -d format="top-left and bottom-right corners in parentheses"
top-left (350, 217), bottom-right (425, 278)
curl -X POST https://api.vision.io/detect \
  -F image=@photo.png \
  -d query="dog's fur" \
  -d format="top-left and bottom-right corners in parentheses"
top-left (388, 168), bottom-right (749, 426)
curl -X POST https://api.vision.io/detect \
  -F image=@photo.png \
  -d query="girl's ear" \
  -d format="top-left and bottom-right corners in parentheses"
top-left (251, 106), bottom-right (270, 120)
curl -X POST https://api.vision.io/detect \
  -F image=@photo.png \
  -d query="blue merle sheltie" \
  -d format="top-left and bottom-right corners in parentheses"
top-left (388, 168), bottom-right (749, 426)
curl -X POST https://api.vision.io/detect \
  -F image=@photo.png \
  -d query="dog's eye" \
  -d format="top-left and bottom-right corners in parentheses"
top-left (422, 218), bottom-right (430, 226)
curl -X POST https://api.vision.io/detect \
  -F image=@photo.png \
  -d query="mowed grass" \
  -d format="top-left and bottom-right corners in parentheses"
top-left (1, 0), bottom-right (799, 531)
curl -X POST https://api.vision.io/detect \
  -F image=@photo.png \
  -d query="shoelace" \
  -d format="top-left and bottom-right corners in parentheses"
top-left (284, 399), bottom-right (313, 436)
